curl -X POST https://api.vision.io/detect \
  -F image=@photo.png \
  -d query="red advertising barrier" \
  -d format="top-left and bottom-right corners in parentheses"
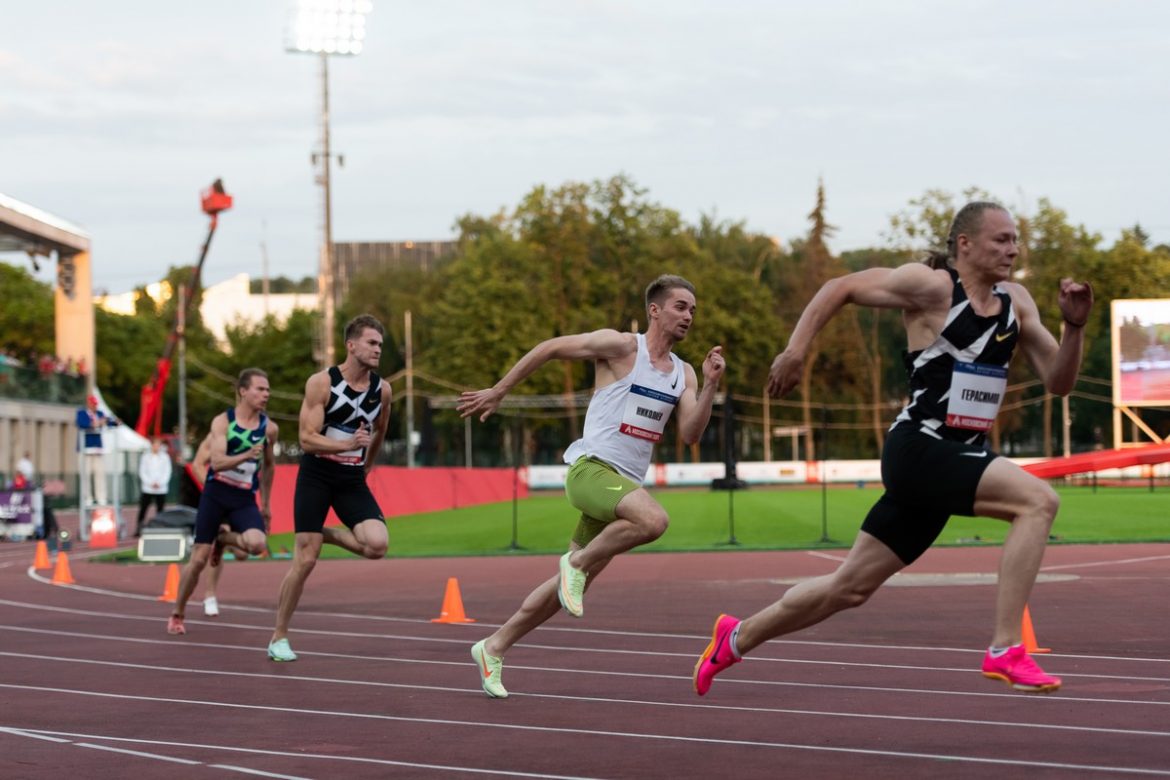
top-left (267, 465), bottom-right (526, 535)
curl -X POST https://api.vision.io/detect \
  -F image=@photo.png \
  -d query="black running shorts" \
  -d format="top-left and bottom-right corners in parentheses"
top-left (861, 424), bottom-right (999, 565)
top-left (293, 455), bottom-right (384, 533)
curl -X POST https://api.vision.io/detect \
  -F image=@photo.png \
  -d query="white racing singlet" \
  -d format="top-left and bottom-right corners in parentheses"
top-left (563, 333), bottom-right (683, 482)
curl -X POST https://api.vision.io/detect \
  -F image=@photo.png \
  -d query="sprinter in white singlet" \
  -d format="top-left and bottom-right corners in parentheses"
top-left (458, 274), bottom-right (726, 698)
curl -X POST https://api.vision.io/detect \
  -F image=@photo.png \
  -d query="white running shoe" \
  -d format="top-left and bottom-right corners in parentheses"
top-left (203, 596), bottom-right (219, 617)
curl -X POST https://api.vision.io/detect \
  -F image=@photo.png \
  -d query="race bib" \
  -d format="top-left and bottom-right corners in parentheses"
top-left (946, 362), bottom-right (1007, 431)
top-left (321, 424), bottom-right (364, 465)
top-left (619, 385), bottom-right (678, 443)
top-left (214, 459), bottom-right (258, 490)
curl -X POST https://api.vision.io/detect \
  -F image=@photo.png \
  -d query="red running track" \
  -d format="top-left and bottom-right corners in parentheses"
top-left (1, 540), bottom-right (1169, 778)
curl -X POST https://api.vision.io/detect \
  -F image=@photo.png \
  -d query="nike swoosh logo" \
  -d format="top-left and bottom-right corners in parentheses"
top-left (605, 485), bottom-right (625, 491)
top-left (477, 651), bottom-right (491, 679)
top-left (710, 631), bottom-right (728, 667)
top-left (959, 451), bottom-right (989, 458)
top-left (671, 376), bottom-right (679, 389)
top-left (994, 330), bottom-right (1015, 342)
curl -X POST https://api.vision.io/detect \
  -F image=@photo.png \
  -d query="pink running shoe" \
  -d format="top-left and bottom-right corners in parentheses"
top-left (166, 615), bottom-right (186, 636)
top-left (981, 645), bottom-right (1061, 693)
top-left (693, 613), bottom-right (742, 696)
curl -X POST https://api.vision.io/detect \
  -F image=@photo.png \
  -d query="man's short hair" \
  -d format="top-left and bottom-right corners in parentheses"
top-left (644, 274), bottom-right (696, 313)
top-left (236, 367), bottom-right (268, 394)
top-left (344, 314), bottom-right (386, 343)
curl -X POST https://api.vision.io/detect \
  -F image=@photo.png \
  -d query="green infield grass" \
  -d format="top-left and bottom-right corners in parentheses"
top-left (265, 484), bottom-right (1168, 560)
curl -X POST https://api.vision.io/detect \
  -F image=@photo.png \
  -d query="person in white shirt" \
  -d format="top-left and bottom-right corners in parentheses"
top-left (15, 451), bottom-right (35, 484)
top-left (136, 439), bottom-right (172, 536)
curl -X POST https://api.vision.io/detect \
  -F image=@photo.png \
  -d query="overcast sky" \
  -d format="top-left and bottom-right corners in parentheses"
top-left (2, 1), bottom-right (1168, 293)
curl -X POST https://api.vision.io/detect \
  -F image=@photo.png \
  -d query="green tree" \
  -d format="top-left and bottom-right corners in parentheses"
top-left (0, 262), bottom-right (55, 359)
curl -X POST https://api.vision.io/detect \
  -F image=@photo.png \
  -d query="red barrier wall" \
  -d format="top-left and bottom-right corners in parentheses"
top-left (267, 465), bottom-right (526, 535)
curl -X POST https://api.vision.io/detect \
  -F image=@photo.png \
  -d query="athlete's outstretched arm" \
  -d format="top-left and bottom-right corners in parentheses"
top-left (676, 346), bottom-right (725, 444)
top-left (458, 329), bottom-right (636, 422)
top-left (768, 263), bottom-right (948, 397)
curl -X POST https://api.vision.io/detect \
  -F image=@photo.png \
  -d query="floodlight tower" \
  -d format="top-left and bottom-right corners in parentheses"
top-left (285, 0), bottom-right (372, 367)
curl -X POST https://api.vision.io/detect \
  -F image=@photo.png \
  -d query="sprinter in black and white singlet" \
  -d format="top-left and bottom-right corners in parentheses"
top-left (458, 274), bottom-right (726, 698)
top-left (694, 202), bottom-right (1093, 697)
top-left (267, 314), bottom-right (392, 663)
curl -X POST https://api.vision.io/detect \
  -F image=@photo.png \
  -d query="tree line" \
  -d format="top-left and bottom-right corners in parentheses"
top-left (3, 176), bottom-right (1167, 465)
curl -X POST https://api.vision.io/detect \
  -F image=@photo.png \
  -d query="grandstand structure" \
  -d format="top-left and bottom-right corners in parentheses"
top-left (0, 193), bottom-right (93, 482)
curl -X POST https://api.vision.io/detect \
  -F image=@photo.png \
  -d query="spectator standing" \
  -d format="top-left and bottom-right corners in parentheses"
top-left (76, 395), bottom-right (109, 504)
top-left (136, 439), bottom-right (172, 536)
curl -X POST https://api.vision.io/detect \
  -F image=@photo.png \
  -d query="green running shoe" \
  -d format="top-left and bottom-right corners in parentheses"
top-left (557, 552), bottom-right (586, 617)
top-left (471, 640), bottom-right (508, 698)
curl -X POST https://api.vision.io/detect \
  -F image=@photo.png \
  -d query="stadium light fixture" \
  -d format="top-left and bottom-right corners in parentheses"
top-left (284, 0), bottom-right (372, 367)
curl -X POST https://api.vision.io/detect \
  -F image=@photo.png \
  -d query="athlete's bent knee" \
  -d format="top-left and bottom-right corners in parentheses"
top-left (638, 508), bottom-right (669, 541)
top-left (362, 544), bottom-right (386, 560)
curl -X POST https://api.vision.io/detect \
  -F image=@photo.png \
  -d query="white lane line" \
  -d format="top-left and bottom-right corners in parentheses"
top-left (10, 623), bottom-right (1170, 689)
top-left (208, 766), bottom-right (315, 779)
top-left (75, 742), bottom-right (202, 764)
top-left (0, 726), bottom-right (72, 742)
top-left (3, 606), bottom-right (1169, 668)
top-left (1, 726), bottom-right (602, 779)
top-left (4, 598), bottom-right (1165, 664)
top-left (3, 652), bottom-right (1170, 737)
top-left (805, 551), bottom-right (848, 562)
top-left (1041, 554), bottom-right (1170, 572)
top-left (3, 694), bottom-right (1168, 777)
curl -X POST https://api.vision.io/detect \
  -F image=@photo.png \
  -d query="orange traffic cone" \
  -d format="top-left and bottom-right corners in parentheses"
top-left (1022, 604), bottom-right (1051, 654)
top-left (157, 563), bottom-right (180, 603)
top-left (431, 577), bottom-right (476, 624)
top-left (33, 540), bottom-right (51, 570)
top-left (51, 551), bottom-right (76, 585)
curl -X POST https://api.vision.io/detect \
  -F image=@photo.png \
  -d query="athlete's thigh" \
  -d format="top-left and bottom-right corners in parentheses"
top-left (564, 457), bottom-right (640, 522)
top-left (193, 489), bottom-right (227, 545)
top-left (972, 456), bottom-right (1053, 521)
top-left (613, 487), bottom-right (666, 524)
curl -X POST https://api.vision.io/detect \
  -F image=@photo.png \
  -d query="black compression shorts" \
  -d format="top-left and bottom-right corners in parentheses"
top-left (293, 455), bottom-right (384, 533)
top-left (861, 424), bottom-right (998, 565)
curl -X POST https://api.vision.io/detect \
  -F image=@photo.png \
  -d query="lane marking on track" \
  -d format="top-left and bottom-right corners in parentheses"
top-left (3, 645), bottom-right (1170, 709)
top-left (208, 766), bottom-right (313, 779)
top-left (5, 596), bottom-right (1169, 665)
top-left (3, 695), bottom-right (1170, 777)
top-left (75, 742), bottom-right (202, 764)
top-left (2, 726), bottom-right (603, 779)
top-left (1041, 553), bottom-right (1170, 572)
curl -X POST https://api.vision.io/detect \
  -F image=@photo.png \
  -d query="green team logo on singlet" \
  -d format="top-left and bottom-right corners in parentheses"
top-left (213, 418), bottom-right (266, 491)
top-left (227, 421), bottom-right (265, 456)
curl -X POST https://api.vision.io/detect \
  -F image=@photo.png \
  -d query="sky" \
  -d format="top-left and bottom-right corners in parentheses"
top-left (2, 1), bottom-right (1168, 294)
